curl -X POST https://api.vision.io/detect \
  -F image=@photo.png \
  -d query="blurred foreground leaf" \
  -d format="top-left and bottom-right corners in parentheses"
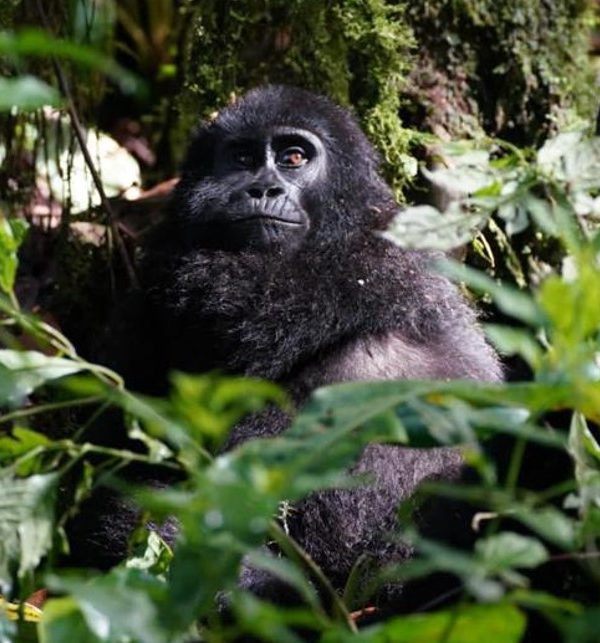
top-left (0, 473), bottom-right (57, 593)
top-left (0, 29), bottom-right (145, 96)
top-left (0, 217), bottom-right (28, 295)
top-left (0, 77), bottom-right (60, 111)
top-left (324, 603), bottom-right (526, 642)
top-left (0, 351), bottom-right (85, 407)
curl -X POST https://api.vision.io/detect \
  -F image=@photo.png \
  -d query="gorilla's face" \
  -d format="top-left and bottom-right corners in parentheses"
top-left (174, 86), bottom-right (396, 254)
top-left (181, 126), bottom-right (326, 252)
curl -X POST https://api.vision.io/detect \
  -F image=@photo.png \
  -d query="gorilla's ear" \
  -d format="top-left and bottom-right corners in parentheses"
top-left (180, 125), bottom-right (216, 176)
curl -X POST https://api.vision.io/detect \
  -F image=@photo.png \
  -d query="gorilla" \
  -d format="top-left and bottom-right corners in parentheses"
top-left (74, 85), bottom-right (501, 605)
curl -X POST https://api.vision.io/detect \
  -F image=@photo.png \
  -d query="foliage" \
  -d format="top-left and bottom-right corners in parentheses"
top-left (0, 80), bottom-right (599, 640)
top-left (1, 1), bottom-right (600, 642)
top-left (0, 27), bottom-right (145, 112)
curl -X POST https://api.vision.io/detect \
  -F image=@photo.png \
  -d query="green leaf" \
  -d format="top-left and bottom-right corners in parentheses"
top-left (0, 29), bottom-right (145, 96)
top-left (45, 569), bottom-right (168, 643)
top-left (0, 427), bottom-right (50, 462)
top-left (0, 350), bottom-right (85, 407)
top-left (539, 265), bottom-right (600, 344)
top-left (41, 597), bottom-right (101, 643)
top-left (475, 532), bottom-right (548, 571)
top-left (484, 324), bottom-right (543, 369)
top-left (0, 473), bottom-right (57, 593)
top-left (0, 76), bottom-right (60, 111)
top-left (525, 196), bottom-right (559, 236)
top-left (324, 603), bottom-right (526, 643)
top-left (0, 427), bottom-right (52, 475)
top-left (169, 371), bottom-right (287, 450)
top-left (561, 607), bottom-right (600, 643)
top-left (512, 506), bottom-right (577, 550)
top-left (126, 530), bottom-right (173, 577)
top-left (439, 259), bottom-right (545, 326)
top-left (568, 412), bottom-right (600, 515)
top-left (230, 591), bottom-right (320, 643)
top-left (0, 216), bottom-right (28, 294)
top-left (537, 131), bottom-right (600, 191)
top-left (383, 204), bottom-right (489, 251)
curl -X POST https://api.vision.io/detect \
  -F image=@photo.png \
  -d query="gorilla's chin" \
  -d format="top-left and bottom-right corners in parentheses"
top-left (232, 217), bottom-right (309, 252)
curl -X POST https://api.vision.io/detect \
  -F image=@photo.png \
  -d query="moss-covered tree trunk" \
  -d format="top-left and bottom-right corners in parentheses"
top-left (175, 0), bottom-right (595, 193)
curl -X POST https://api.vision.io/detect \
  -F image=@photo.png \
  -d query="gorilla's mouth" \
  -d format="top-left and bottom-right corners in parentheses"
top-left (230, 214), bottom-right (305, 227)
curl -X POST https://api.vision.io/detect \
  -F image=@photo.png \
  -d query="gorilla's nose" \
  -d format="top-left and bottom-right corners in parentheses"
top-left (246, 183), bottom-right (285, 199)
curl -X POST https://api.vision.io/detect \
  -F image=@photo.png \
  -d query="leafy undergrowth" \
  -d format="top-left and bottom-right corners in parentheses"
top-left (3, 100), bottom-right (600, 642)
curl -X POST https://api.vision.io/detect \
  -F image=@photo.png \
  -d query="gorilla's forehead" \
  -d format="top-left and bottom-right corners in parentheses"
top-left (211, 85), bottom-right (368, 151)
top-left (215, 109), bottom-right (331, 143)
top-left (215, 125), bottom-right (324, 150)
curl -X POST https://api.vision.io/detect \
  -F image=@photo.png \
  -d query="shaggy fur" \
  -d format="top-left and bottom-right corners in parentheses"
top-left (78, 86), bottom-right (501, 600)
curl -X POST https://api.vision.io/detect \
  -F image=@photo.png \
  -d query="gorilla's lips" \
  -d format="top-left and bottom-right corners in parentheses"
top-left (231, 213), bottom-right (304, 226)
top-left (219, 209), bottom-right (309, 251)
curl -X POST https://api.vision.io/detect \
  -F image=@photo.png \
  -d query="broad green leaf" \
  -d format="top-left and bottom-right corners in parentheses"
top-left (0, 427), bottom-right (50, 459)
top-left (509, 588), bottom-right (580, 615)
top-left (324, 603), bottom-right (526, 643)
top-left (169, 371), bottom-right (287, 450)
top-left (0, 29), bottom-right (144, 96)
top-left (0, 427), bottom-right (51, 475)
top-left (568, 412), bottom-right (600, 514)
top-left (512, 506), bottom-right (577, 550)
top-left (0, 473), bottom-right (57, 592)
top-left (0, 76), bottom-right (60, 111)
top-left (561, 607), bottom-right (600, 643)
top-left (475, 532), bottom-right (548, 571)
top-left (484, 324), bottom-right (543, 369)
top-left (525, 196), bottom-right (559, 236)
top-left (537, 131), bottom-right (600, 191)
top-left (0, 350), bottom-right (85, 407)
top-left (422, 146), bottom-right (493, 194)
top-left (539, 276), bottom-right (598, 341)
top-left (439, 259), bottom-right (545, 326)
top-left (45, 569), bottom-right (168, 643)
top-left (383, 204), bottom-right (488, 251)
top-left (41, 597), bottom-right (101, 643)
top-left (497, 202), bottom-right (529, 236)
top-left (537, 131), bottom-right (585, 172)
top-left (231, 591), bottom-right (321, 643)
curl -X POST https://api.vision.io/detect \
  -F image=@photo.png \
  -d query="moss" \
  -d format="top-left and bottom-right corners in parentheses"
top-left (176, 0), bottom-right (415, 195)
top-left (404, 0), bottom-right (595, 143)
top-left (175, 0), bottom-right (594, 195)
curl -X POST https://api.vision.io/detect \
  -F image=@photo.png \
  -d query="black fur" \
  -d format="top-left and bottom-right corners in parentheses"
top-left (76, 86), bottom-right (501, 602)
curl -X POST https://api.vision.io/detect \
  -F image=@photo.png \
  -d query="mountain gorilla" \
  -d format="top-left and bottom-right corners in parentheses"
top-left (77, 86), bottom-right (501, 603)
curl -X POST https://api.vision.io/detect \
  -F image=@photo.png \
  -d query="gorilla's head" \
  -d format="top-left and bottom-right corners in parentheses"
top-left (172, 85), bottom-right (397, 252)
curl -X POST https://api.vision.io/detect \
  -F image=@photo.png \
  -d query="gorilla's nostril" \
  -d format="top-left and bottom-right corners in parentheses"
top-left (247, 187), bottom-right (263, 199)
top-left (266, 186), bottom-right (284, 198)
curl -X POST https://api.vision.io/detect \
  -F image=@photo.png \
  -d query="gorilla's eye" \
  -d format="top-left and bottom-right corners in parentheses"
top-left (277, 146), bottom-right (308, 168)
top-left (233, 151), bottom-right (256, 168)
